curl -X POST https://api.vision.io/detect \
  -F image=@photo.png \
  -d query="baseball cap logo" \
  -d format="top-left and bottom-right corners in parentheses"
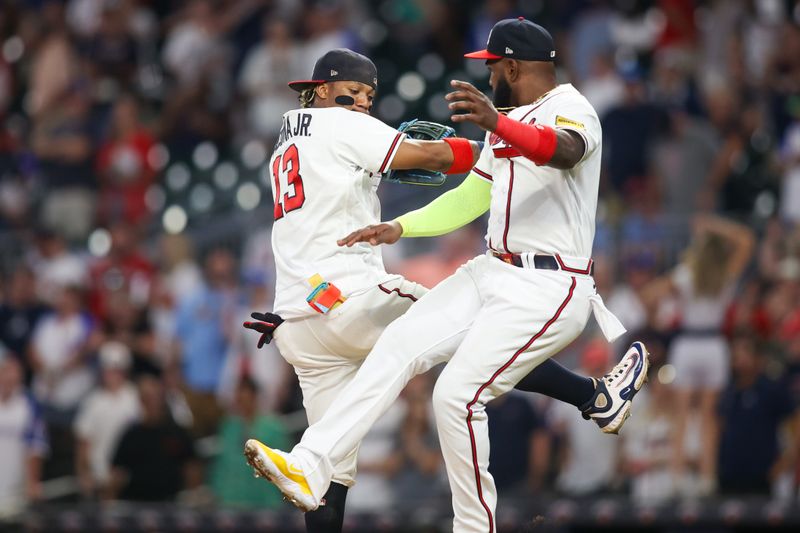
top-left (330, 69), bottom-right (338, 76)
top-left (550, 51), bottom-right (556, 58)
top-left (505, 46), bottom-right (513, 54)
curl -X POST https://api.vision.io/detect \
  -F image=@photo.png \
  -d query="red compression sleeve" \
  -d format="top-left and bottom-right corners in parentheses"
top-left (443, 137), bottom-right (475, 174)
top-left (494, 114), bottom-right (558, 165)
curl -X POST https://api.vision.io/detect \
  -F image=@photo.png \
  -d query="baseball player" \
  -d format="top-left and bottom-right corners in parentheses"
top-left (248, 47), bottom-right (483, 533)
top-left (245, 20), bottom-right (649, 532)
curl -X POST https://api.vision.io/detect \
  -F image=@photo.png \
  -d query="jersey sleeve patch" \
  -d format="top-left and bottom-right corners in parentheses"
top-left (555, 115), bottom-right (585, 129)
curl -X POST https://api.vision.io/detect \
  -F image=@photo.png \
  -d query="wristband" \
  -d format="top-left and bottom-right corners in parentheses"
top-left (494, 114), bottom-right (558, 165)
top-left (443, 137), bottom-right (475, 174)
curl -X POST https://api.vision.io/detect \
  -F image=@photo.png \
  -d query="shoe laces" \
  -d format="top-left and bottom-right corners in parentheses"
top-left (605, 358), bottom-right (630, 385)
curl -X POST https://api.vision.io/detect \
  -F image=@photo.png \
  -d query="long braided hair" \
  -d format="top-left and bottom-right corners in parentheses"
top-left (299, 87), bottom-right (316, 108)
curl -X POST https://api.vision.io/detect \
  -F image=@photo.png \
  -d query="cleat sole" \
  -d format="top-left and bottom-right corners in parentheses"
top-left (602, 400), bottom-right (630, 434)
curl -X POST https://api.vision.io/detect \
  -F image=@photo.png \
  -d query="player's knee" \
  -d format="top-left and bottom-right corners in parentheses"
top-left (431, 381), bottom-right (448, 414)
top-left (373, 339), bottom-right (411, 370)
top-left (373, 323), bottom-right (429, 370)
top-left (432, 373), bottom-right (463, 417)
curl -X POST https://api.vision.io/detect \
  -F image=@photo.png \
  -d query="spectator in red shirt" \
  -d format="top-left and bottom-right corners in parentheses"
top-left (88, 223), bottom-right (154, 322)
top-left (655, 0), bottom-right (697, 51)
top-left (95, 94), bottom-right (156, 225)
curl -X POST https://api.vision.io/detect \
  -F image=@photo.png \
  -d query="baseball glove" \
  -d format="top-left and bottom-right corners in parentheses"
top-left (383, 119), bottom-right (455, 186)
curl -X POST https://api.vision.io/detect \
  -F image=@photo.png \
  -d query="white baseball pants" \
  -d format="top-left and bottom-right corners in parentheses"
top-left (274, 276), bottom-right (426, 487)
top-left (293, 253), bottom-right (599, 532)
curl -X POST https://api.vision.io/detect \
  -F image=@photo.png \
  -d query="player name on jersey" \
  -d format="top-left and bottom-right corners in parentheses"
top-left (276, 112), bottom-right (313, 147)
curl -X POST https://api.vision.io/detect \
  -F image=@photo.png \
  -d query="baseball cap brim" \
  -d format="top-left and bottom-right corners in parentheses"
top-left (464, 49), bottom-right (503, 59)
top-left (288, 79), bottom-right (326, 92)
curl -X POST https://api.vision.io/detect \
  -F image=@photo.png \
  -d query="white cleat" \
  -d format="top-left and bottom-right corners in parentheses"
top-left (243, 439), bottom-right (320, 512)
top-left (580, 341), bottom-right (650, 434)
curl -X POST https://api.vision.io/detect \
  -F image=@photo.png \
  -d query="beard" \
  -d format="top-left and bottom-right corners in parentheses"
top-left (492, 75), bottom-right (513, 108)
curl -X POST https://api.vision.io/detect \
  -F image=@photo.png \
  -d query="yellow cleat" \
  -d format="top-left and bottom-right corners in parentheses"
top-left (243, 439), bottom-right (319, 512)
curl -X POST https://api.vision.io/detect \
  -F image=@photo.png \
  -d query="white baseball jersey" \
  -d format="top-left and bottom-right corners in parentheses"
top-left (472, 83), bottom-right (601, 258)
top-left (269, 107), bottom-right (406, 319)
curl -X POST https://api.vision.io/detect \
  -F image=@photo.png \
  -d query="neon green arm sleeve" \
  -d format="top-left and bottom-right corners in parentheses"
top-left (394, 172), bottom-right (491, 237)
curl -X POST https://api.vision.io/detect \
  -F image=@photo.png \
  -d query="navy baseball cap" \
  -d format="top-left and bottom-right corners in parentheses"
top-left (288, 48), bottom-right (378, 92)
top-left (465, 17), bottom-right (556, 62)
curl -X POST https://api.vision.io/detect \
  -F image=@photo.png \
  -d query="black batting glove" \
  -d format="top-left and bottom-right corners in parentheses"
top-left (243, 312), bottom-right (285, 348)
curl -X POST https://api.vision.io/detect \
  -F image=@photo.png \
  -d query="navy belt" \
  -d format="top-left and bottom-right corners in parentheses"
top-left (491, 251), bottom-right (594, 276)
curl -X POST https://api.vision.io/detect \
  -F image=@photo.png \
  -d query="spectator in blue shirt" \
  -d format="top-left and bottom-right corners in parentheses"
top-left (175, 248), bottom-right (239, 436)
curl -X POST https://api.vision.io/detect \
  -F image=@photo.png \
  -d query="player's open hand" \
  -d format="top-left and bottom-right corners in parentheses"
top-left (338, 221), bottom-right (403, 247)
top-left (446, 80), bottom-right (499, 132)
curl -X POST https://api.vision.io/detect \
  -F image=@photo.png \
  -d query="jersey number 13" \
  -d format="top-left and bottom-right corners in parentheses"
top-left (271, 143), bottom-right (305, 220)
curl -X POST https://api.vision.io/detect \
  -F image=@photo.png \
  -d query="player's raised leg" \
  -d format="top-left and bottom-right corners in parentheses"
top-left (247, 256), bottom-right (489, 509)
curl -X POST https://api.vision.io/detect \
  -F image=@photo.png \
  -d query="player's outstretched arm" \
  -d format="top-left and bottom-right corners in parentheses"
top-left (446, 80), bottom-right (586, 170)
top-left (390, 136), bottom-right (482, 173)
top-left (338, 172), bottom-right (491, 247)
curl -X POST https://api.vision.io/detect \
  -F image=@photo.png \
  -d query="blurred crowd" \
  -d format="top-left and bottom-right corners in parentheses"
top-left (2, 0), bottom-right (800, 521)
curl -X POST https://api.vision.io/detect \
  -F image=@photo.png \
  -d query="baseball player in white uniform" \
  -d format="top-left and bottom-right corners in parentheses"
top-left (245, 21), bottom-right (650, 533)
top-left (245, 48), bottom-right (484, 532)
